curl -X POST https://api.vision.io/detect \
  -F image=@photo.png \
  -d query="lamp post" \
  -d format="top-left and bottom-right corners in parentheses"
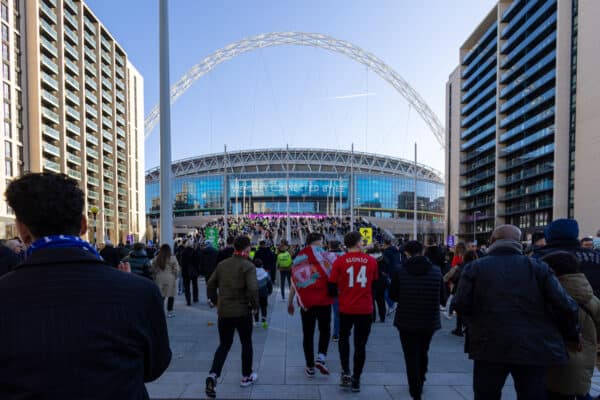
top-left (473, 210), bottom-right (482, 244)
top-left (90, 206), bottom-right (99, 247)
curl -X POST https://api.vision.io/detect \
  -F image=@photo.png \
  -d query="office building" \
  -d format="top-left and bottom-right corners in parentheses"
top-left (446, 0), bottom-right (600, 243)
top-left (0, 0), bottom-right (145, 243)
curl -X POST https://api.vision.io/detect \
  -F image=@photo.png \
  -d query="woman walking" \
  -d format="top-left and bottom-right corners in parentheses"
top-left (151, 244), bottom-right (180, 318)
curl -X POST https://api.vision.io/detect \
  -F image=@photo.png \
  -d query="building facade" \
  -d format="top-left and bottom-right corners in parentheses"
top-left (0, 0), bottom-right (145, 243)
top-left (446, 0), bottom-right (600, 243)
top-left (146, 148), bottom-right (445, 240)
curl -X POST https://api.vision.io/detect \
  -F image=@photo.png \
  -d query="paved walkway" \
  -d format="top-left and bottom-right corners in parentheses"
top-left (147, 282), bottom-right (599, 400)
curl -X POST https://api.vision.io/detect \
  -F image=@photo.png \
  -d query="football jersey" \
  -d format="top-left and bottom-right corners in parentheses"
top-left (329, 251), bottom-right (378, 315)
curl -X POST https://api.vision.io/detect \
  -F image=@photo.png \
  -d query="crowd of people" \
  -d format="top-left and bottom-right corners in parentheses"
top-left (1, 172), bottom-right (600, 400)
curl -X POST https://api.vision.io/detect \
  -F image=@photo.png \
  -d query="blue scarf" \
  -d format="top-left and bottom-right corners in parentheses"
top-left (26, 235), bottom-right (102, 260)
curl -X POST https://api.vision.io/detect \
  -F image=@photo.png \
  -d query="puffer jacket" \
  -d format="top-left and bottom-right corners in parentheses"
top-left (123, 249), bottom-right (152, 279)
top-left (547, 273), bottom-right (600, 396)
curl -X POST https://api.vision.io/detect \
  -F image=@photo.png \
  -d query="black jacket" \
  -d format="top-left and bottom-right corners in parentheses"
top-left (0, 244), bottom-right (20, 278)
top-left (454, 241), bottom-right (579, 366)
top-left (383, 246), bottom-right (402, 274)
top-left (199, 246), bottom-right (219, 278)
top-left (0, 247), bottom-right (171, 399)
top-left (216, 246), bottom-right (235, 265)
top-left (180, 247), bottom-right (198, 279)
top-left (99, 245), bottom-right (121, 268)
top-left (254, 246), bottom-right (276, 272)
top-left (533, 240), bottom-right (600, 298)
top-left (390, 255), bottom-right (441, 332)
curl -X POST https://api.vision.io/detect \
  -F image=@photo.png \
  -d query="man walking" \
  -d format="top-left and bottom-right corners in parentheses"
top-left (205, 236), bottom-right (259, 398)
top-left (389, 240), bottom-right (441, 400)
top-left (454, 225), bottom-right (580, 400)
top-left (329, 232), bottom-right (378, 392)
top-left (277, 240), bottom-right (293, 300)
top-left (255, 240), bottom-right (277, 283)
top-left (0, 173), bottom-right (171, 399)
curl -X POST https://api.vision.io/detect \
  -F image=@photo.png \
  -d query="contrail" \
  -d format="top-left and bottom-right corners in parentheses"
top-left (319, 92), bottom-right (376, 101)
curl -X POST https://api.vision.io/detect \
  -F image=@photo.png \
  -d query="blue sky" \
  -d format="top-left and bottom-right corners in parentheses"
top-left (86, 0), bottom-right (497, 173)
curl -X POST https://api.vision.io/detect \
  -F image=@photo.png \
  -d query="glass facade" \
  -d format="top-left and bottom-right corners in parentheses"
top-left (146, 173), bottom-right (444, 221)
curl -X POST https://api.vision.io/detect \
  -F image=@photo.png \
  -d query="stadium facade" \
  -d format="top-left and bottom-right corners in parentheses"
top-left (145, 148), bottom-right (445, 237)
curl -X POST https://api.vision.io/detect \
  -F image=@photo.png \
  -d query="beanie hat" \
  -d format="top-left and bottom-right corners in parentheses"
top-left (545, 219), bottom-right (579, 242)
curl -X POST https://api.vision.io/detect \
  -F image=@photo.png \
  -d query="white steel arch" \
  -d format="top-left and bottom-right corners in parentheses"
top-left (144, 31), bottom-right (445, 147)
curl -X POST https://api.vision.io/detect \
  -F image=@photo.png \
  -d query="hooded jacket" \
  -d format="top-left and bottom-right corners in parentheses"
top-left (547, 273), bottom-right (600, 396)
top-left (389, 255), bottom-right (441, 332)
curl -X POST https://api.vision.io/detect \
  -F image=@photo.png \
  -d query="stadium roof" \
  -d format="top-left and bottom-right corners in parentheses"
top-left (145, 148), bottom-right (444, 184)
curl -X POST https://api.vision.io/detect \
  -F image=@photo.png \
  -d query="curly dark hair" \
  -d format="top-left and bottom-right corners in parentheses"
top-left (344, 231), bottom-right (362, 248)
top-left (5, 172), bottom-right (85, 238)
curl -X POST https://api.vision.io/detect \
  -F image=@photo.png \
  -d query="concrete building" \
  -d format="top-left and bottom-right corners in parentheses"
top-left (0, 0), bottom-right (145, 244)
top-left (446, 0), bottom-right (600, 243)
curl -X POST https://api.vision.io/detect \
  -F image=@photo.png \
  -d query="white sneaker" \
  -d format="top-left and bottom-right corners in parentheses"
top-left (240, 372), bottom-right (258, 387)
top-left (167, 312), bottom-right (175, 318)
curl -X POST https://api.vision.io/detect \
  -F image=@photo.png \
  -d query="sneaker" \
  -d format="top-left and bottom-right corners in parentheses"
top-left (305, 367), bottom-right (316, 379)
top-left (240, 372), bottom-right (258, 387)
top-left (439, 305), bottom-right (446, 312)
top-left (351, 377), bottom-right (361, 392)
top-left (205, 375), bottom-right (217, 398)
top-left (167, 312), bottom-right (175, 318)
top-left (331, 334), bottom-right (339, 342)
top-left (315, 358), bottom-right (330, 375)
top-left (340, 372), bottom-right (352, 388)
top-left (387, 305), bottom-right (396, 316)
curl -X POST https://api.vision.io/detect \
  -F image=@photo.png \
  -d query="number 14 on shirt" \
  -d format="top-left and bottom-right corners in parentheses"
top-left (346, 265), bottom-right (368, 288)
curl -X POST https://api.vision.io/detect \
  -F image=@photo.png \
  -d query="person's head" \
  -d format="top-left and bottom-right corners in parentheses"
top-left (581, 237), bottom-right (594, 249)
top-left (490, 224), bottom-right (522, 244)
top-left (234, 235), bottom-right (251, 253)
top-left (156, 244), bottom-right (172, 269)
top-left (226, 236), bottom-right (234, 246)
top-left (5, 173), bottom-right (87, 245)
top-left (466, 241), bottom-right (477, 252)
top-left (329, 240), bottom-right (342, 252)
top-left (404, 241), bottom-right (423, 258)
top-left (253, 258), bottom-right (264, 269)
top-left (544, 218), bottom-right (579, 243)
top-left (306, 232), bottom-right (323, 247)
top-left (532, 231), bottom-right (546, 247)
top-left (204, 240), bottom-right (212, 248)
top-left (105, 239), bottom-right (113, 248)
top-left (259, 240), bottom-right (266, 248)
top-left (344, 231), bottom-right (362, 250)
top-left (541, 251), bottom-right (580, 277)
top-left (463, 250), bottom-right (479, 264)
top-left (383, 238), bottom-right (393, 248)
top-left (426, 237), bottom-right (437, 247)
top-left (454, 242), bottom-right (466, 256)
top-left (133, 242), bottom-right (145, 252)
top-left (6, 239), bottom-right (24, 254)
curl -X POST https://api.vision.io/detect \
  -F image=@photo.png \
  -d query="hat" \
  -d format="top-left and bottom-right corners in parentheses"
top-left (204, 240), bottom-right (212, 247)
top-left (545, 219), bottom-right (579, 242)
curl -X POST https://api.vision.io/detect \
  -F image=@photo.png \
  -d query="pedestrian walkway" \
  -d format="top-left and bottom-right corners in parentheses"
top-left (147, 282), bottom-right (600, 399)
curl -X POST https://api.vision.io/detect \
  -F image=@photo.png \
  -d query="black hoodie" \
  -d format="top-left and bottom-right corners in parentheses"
top-left (389, 255), bottom-right (441, 332)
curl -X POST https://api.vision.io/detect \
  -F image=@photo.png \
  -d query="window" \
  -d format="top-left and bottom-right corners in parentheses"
top-left (3, 121), bottom-right (9, 137)
top-left (3, 82), bottom-right (8, 99)
top-left (3, 102), bottom-right (9, 118)
top-left (2, 42), bottom-right (8, 61)
top-left (1, 24), bottom-right (7, 42)
top-left (4, 140), bottom-right (10, 157)
top-left (5, 159), bottom-right (12, 176)
top-left (0, 3), bottom-right (8, 23)
top-left (2, 62), bottom-right (8, 79)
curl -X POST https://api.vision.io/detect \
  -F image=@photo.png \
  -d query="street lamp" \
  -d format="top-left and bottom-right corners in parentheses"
top-left (90, 206), bottom-right (99, 247)
top-left (473, 210), bottom-right (482, 244)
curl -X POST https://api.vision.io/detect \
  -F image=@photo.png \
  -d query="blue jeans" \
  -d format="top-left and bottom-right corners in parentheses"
top-left (384, 288), bottom-right (394, 308)
top-left (332, 299), bottom-right (340, 336)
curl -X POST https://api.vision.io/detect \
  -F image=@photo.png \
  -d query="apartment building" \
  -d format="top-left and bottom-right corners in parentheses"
top-left (0, 0), bottom-right (145, 244)
top-left (446, 0), bottom-right (600, 243)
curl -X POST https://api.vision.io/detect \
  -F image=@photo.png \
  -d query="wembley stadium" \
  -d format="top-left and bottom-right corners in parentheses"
top-left (145, 148), bottom-right (445, 239)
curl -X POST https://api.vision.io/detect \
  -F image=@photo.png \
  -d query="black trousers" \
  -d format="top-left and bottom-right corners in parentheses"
top-left (300, 305), bottom-right (331, 368)
top-left (399, 330), bottom-right (434, 399)
top-left (209, 314), bottom-right (253, 378)
top-left (339, 313), bottom-right (372, 379)
top-left (162, 297), bottom-right (174, 312)
top-left (473, 360), bottom-right (547, 400)
top-left (183, 275), bottom-right (198, 305)
top-left (372, 283), bottom-right (386, 322)
top-left (280, 270), bottom-right (291, 299)
top-left (254, 296), bottom-right (268, 322)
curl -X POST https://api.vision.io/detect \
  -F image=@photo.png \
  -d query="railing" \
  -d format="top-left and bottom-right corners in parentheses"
top-left (67, 153), bottom-right (81, 165)
top-left (65, 74), bottom-right (80, 90)
top-left (44, 159), bottom-right (61, 173)
top-left (43, 141), bottom-right (61, 157)
top-left (42, 124), bottom-right (60, 140)
top-left (66, 121), bottom-right (80, 136)
top-left (40, 19), bottom-right (58, 40)
top-left (41, 90), bottom-right (59, 106)
top-left (86, 147), bottom-right (99, 159)
top-left (66, 137), bottom-right (80, 150)
top-left (87, 176), bottom-right (100, 186)
top-left (86, 119), bottom-right (98, 132)
top-left (87, 162), bottom-right (99, 173)
top-left (86, 91), bottom-right (97, 104)
top-left (40, 37), bottom-right (58, 57)
top-left (66, 106), bottom-right (81, 121)
top-left (41, 107), bottom-right (60, 125)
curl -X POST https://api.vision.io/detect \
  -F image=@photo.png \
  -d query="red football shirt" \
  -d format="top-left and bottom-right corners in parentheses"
top-left (329, 251), bottom-right (378, 315)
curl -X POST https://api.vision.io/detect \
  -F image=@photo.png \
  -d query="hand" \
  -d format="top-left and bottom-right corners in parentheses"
top-left (287, 302), bottom-right (295, 316)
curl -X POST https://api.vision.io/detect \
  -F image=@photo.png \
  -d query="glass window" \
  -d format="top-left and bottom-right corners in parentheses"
top-left (4, 140), bottom-right (10, 158)
top-left (0, 4), bottom-right (7, 23)
top-left (1, 24), bottom-right (7, 42)
top-left (3, 102), bottom-right (9, 118)
top-left (5, 159), bottom-right (11, 176)
top-left (3, 82), bottom-right (8, 99)
top-left (2, 62), bottom-right (8, 79)
top-left (2, 42), bottom-right (8, 61)
top-left (3, 121), bottom-right (9, 137)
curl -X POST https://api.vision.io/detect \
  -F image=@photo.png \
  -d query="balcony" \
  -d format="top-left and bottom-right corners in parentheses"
top-left (500, 181), bottom-right (553, 202)
top-left (86, 134), bottom-right (98, 146)
top-left (500, 143), bottom-right (555, 172)
top-left (64, 11), bottom-right (78, 29)
top-left (65, 90), bottom-right (79, 105)
top-left (103, 143), bottom-right (113, 154)
top-left (500, 106), bottom-right (555, 143)
top-left (115, 66), bottom-right (124, 78)
top-left (44, 159), bottom-right (61, 173)
top-left (102, 118), bottom-right (113, 129)
top-left (84, 47), bottom-right (97, 63)
top-left (102, 104), bottom-right (113, 116)
top-left (65, 58), bottom-right (79, 75)
top-left (102, 91), bottom-right (113, 103)
top-left (40, 19), bottom-right (58, 40)
top-left (67, 153), bottom-right (81, 166)
top-left (88, 190), bottom-right (99, 200)
top-left (86, 63), bottom-right (97, 77)
top-left (41, 72), bottom-right (59, 91)
top-left (40, 37), bottom-right (58, 57)
top-left (117, 163), bottom-right (126, 174)
top-left (41, 55), bottom-right (59, 74)
top-left (501, 198), bottom-right (553, 216)
top-left (116, 115), bottom-right (125, 127)
top-left (65, 74), bottom-right (80, 91)
top-left (85, 33), bottom-right (97, 49)
top-left (116, 91), bottom-right (125, 102)
top-left (104, 182), bottom-right (114, 192)
top-left (117, 138), bottom-right (126, 149)
top-left (460, 182), bottom-right (495, 199)
top-left (64, 0), bottom-right (77, 13)
top-left (42, 124), bottom-right (60, 141)
top-left (87, 176), bottom-right (100, 186)
top-left (85, 76), bottom-right (97, 91)
top-left (118, 200), bottom-right (127, 208)
top-left (115, 54), bottom-right (125, 66)
top-left (104, 170), bottom-right (114, 179)
top-left (86, 90), bottom-right (97, 104)
top-left (66, 121), bottom-right (80, 136)
top-left (102, 64), bottom-right (112, 77)
top-left (86, 119), bottom-right (98, 132)
top-left (105, 222), bottom-right (115, 229)
top-left (66, 136), bottom-right (80, 151)
top-left (102, 130), bottom-right (113, 141)
top-left (117, 152), bottom-right (126, 162)
top-left (103, 157), bottom-right (114, 167)
top-left (64, 27), bottom-right (78, 45)
top-left (86, 147), bottom-right (99, 159)
top-left (118, 187), bottom-right (127, 196)
top-left (40, 2), bottom-right (57, 23)
top-left (41, 90), bottom-right (59, 107)
top-left (65, 167), bottom-right (81, 180)
top-left (64, 43), bottom-right (79, 60)
top-left (104, 208), bottom-right (115, 217)
top-left (85, 104), bottom-right (98, 118)
top-left (116, 103), bottom-right (125, 114)
top-left (43, 141), bottom-right (61, 157)
top-left (116, 127), bottom-right (125, 138)
top-left (101, 37), bottom-right (111, 51)
top-left (119, 212), bottom-right (128, 220)
top-left (84, 18), bottom-right (95, 33)
top-left (115, 79), bottom-right (124, 90)
top-left (87, 162), bottom-right (99, 173)
top-left (499, 163), bottom-right (554, 187)
top-left (102, 77), bottom-right (112, 89)
top-left (104, 195), bottom-right (114, 204)
top-left (41, 107), bottom-right (60, 125)
top-left (118, 175), bottom-right (127, 185)
top-left (66, 106), bottom-right (80, 121)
